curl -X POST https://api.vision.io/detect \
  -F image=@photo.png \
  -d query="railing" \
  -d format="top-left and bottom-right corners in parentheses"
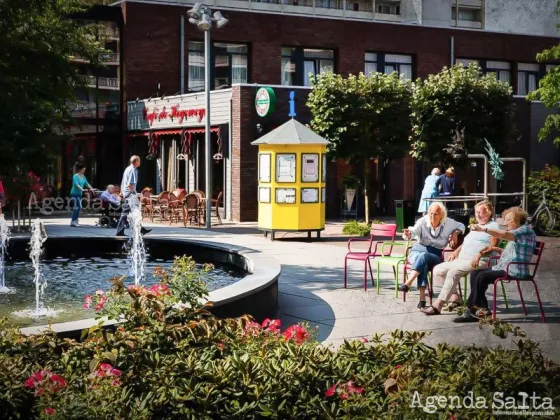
top-left (76, 75), bottom-right (120, 89)
top-left (69, 102), bottom-right (120, 118)
top-left (131, 0), bottom-right (413, 23)
top-left (99, 53), bottom-right (120, 64)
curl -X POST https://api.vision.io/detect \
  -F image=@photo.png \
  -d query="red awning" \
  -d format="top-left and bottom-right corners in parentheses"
top-left (126, 127), bottom-right (220, 137)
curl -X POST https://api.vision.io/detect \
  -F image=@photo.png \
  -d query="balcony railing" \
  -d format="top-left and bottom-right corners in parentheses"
top-left (129, 0), bottom-right (416, 23)
top-left (77, 75), bottom-right (120, 90)
top-left (69, 101), bottom-right (120, 118)
top-left (99, 26), bottom-right (120, 39)
top-left (99, 53), bottom-right (120, 65)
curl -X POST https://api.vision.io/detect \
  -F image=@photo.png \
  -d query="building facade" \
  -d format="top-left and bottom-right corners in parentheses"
top-left (117, 0), bottom-right (560, 221)
top-left (59, 6), bottom-right (124, 195)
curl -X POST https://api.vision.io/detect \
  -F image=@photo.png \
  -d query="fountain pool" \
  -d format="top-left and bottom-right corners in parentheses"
top-left (2, 235), bottom-right (280, 331)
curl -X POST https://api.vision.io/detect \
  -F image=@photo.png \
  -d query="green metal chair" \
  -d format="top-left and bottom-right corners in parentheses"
top-left (375, 241), bottom-right (410, 297)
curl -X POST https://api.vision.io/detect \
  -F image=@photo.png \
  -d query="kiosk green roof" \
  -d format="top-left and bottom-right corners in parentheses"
top-left (251, 119), bottom-right (329, 145)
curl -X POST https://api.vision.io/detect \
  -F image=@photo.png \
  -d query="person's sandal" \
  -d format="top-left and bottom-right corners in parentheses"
top-left (398, 284), bottom-right (410, 293)
top-left (417, 301), bottom-right (426, 310)
top-left (445, 301), bottom-right (463, 311)
top-left (422, 305), bottom-right (440, 316)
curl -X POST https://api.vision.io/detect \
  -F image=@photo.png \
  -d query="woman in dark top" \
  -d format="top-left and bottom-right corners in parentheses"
top-left (439, 167), bottom-right (456, 196)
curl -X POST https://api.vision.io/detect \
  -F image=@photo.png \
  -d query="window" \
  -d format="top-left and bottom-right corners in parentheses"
top-left (365, 53), bottom-right (377, 76)
top-left (486, 60), bottom-right (511, 85)
top-left (281, 47), bottom-right (334, 86)
top-left (452, 6), bottom-right (482, 23)
top-left (188, 41), bottom-right (248, 92)
top-left (456, 58), bottom-right (511, 85)
top-left (517, 63), bottom-right (539, 96)
top-left (316, 0), bottom-right (342, 9)
top-left (376, 2), bottom-right (400, 14)
top-left (365, 53), bottom-right (413, 80)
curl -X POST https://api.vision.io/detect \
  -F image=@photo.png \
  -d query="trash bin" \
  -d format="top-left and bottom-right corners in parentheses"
top-left (395, 200), bottom-right (415, 232)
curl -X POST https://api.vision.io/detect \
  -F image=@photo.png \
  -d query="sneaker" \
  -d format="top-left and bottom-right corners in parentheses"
top-left (70, 222), bottom-right (79, 227)
top-left (140, 227), bottom-right (152, 235)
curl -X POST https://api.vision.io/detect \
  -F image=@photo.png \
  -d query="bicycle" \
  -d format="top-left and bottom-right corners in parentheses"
top-left (528, 189), bottom-right (560, 237)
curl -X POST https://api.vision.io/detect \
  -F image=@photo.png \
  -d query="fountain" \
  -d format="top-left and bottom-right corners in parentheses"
top-left (29, 219), bottom-right (49, 316)
top-left (0, 214), bottom-right (12, 293)
top-left (126, 194), bottom-right (146, 285)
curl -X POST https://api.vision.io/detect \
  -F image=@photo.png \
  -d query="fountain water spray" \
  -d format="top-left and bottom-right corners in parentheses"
top-left (127, 194), bottom-right (146, 285)
top-left (0, 214), bottom-right (12, 293)
top-left (30, 219), bottom-right (48, 316)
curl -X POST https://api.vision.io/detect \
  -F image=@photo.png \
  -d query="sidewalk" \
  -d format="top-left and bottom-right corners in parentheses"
top-left (19, 216), bottom-right (560, 360)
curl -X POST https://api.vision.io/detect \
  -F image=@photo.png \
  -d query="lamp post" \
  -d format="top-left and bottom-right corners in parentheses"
top-left (187, 3), bottom-right (228, 228)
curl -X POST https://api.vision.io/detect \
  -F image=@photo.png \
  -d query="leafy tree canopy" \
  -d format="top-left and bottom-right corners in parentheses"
top-left (307, 72), bottom-right (412, 163)
top-left (409, 63), bottom-right (516, 165)
top-left (0, 0), bottom-right (104, 196)
top-left (527, 45), bottom-right (560, 146)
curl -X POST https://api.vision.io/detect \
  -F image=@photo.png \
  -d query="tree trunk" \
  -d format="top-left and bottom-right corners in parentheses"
top-left (363, 159), bottom-right (370, 225)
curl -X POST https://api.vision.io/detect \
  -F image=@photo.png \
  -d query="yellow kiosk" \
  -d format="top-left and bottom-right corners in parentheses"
top-left (251, 119), bottom-right (328, 241)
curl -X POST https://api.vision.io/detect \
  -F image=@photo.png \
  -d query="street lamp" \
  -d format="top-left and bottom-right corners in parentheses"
top-left (186, 3), bottom-right (229, 228)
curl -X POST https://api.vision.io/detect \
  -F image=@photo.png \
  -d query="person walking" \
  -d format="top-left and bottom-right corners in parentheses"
top-left (418, 168), bottom-right (441, 215)
top-left (70, 163), bottom-right (94, 227)
top-left (116, 155), bottom-right (151, 237)
top-left (439, 167), bottom-right (456, 196)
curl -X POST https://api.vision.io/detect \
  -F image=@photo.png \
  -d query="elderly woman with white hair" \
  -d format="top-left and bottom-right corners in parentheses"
top-left (418, 167), bottom-right (441, 215)
top-left (399, 202), bottom-right (465, 309)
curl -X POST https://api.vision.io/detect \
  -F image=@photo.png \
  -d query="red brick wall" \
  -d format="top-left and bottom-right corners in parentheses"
top-left (121, 2), bottom-right (557, 101)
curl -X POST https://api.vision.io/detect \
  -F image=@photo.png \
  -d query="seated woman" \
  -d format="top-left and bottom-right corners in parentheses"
top-left (422, 201), bottom-right (499, 315)
top-left (453, 206), bottom-right (536, 323)
top-left (399, 202), bottom-right (465, 309)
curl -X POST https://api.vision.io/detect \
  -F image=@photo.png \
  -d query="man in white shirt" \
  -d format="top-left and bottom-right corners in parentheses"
top-left (116, 156), bottom-right (151, 236)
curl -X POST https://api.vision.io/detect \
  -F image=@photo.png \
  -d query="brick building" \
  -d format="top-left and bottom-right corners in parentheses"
top-left (116, 0), bottom-right (560, 221)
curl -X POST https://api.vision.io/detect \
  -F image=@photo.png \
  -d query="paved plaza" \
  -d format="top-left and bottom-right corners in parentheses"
top-left (14, 216), bottom-right (560, 361)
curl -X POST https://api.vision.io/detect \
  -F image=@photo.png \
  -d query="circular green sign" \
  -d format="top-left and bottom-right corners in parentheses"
top-left (255, 87), bottom-right (276, 117)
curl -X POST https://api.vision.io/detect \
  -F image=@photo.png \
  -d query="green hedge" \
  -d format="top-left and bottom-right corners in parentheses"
top-left (0, 257), bottom-right (559, 419)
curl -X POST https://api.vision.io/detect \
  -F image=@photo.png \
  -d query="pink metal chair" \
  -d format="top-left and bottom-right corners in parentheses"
top-left (344, 224), bottom-right (397, 291)
top-left (491, 241), bottom-right (546, 322)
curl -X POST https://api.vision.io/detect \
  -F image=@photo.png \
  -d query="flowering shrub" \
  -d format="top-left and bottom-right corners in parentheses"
top-left (0, 256), bottom-right (559, 419)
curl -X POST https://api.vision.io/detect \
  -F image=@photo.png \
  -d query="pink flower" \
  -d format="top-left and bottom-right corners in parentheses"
top-left (340, 392), bottom-right (349, 400)
top-left (325, 383), bottom-right (337, 397)
top-left (242, 321), bottom-right (262, 337)
top-left (49, 374), bottom-right (67, 388)
top-left (95, 295), bottom-right (107, 311)
top-left (24, 377), bottom-right (37, 388)
top-left (95, 289), bottom-right (105, 296)
top-left (109, 368), bottom-right (122, 377)
top-left (82, 294), bottom-right (92, 309)
top-left (44, 407), bottom-right (55, 416)
top-left (111, 379), bottom-right (121, 386)
top-left (359, 337), bottom-right (369, 343)
top-left (99, 363), bottom-right (113, 371)
top-left (35, 387), bottom-right (45, 396)
top-left (395, 364), bottom-right (402, 369)
top-left (283, 325), bottom-right (310, 345)
top-left (261, 318), bottom-right (282, 333)
top-left (347, 381), bottom-right (364, 394)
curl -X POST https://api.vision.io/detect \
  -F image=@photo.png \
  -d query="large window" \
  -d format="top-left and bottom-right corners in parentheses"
top-left (456, 58), bottom-right (511, 85)
top-left (364, 52), bottom-right (413, 80)
top-left (188, 41), bottom-right (248, 92)
top-left (517, 63), bottom-right (539, 96)
top-left (486, 60), bottom-right (511, 85)
top-left (281, 47), bottom-right (334, 86)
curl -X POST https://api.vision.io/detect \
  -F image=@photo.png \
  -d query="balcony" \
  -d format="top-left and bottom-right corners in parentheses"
top-left (77, 75), bottom-right (120, 90)
top-left (151, 0), bottom-right (419, 24)
top-left (71, 53), bottom-right (119, 65)
top-left (99, 53), bottom-right (120, 65)
top-left (69, 101), bottom-right (120, 118)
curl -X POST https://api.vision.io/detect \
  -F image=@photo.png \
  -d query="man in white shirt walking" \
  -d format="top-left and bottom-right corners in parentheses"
top-left (116, 155), bottom-right (151, 236)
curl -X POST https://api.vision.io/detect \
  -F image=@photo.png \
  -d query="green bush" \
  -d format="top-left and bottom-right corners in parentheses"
top-left (527, 165), bottom-right (560, 213)
top-left (0, 256), bottom-right (559, 419)
top-left (342, 220), bottom-right (385, 236)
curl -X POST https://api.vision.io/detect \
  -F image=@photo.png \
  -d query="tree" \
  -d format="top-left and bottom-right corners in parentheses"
top-left (409, 63), bottom-right (516, 165)
top-left (527, 40), bottom-right (560, 146)
top-left (0, 0), bottom-right (104, 199)
top-left (307, 72), bottom-right (412, 223)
